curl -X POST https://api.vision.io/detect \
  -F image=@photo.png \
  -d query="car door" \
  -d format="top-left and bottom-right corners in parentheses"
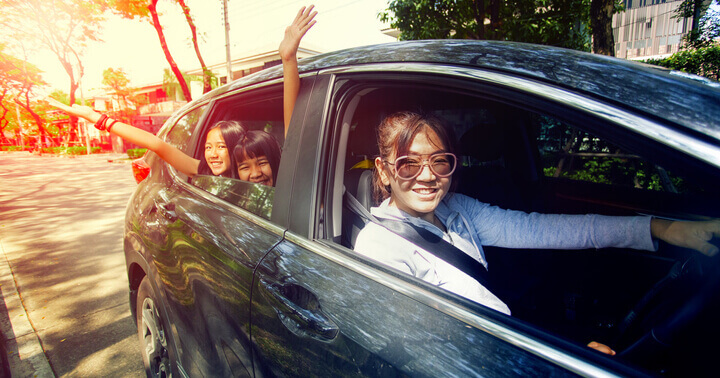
top-left (247, 71), bottom-right (649, 377)
top-left (148, 84), bottom-right (292, 377)
top-left (251, 65), bottom-right (720, 376)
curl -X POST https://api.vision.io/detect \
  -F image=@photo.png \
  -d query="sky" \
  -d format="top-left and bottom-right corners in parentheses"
top-left (30, 0), bottom-right (397, 94)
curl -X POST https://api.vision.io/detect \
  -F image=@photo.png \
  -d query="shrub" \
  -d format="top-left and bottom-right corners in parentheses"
top-left (645, 45), bottom-right (720, 81)
top-left (1, 146), bottom-right (22, 151)
top-left (127, 148), bottom-right (148, 159)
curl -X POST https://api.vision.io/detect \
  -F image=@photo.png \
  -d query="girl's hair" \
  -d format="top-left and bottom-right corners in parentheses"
top-left (373, 111), bottom-right (458, 203)
top-left (198, 120), bottom-right (246, 178)
top-left (233, 130), bottom-right (282, 185)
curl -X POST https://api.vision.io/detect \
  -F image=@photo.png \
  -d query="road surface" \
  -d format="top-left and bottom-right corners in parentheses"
top-left (0, 151), bottom-right (145, 377)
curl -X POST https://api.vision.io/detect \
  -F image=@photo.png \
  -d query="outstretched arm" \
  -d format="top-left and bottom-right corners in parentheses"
top-left (48, 98), bottom-right (200, 177)
top-left (280, 5), bottom-right (317, 137)
top-left (651, 218), bottom-right (720, 256)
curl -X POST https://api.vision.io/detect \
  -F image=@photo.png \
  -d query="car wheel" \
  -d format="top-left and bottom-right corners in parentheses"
top-left (137, 276), bottom-right (175, 378)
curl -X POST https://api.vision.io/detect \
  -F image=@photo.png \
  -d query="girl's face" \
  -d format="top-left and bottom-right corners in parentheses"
top-left (237, 155), bottom-right (274, 186)
top-left (204, 128), bottom-right (231, 176)
top-left (377, 129), bottom-right (452, 224)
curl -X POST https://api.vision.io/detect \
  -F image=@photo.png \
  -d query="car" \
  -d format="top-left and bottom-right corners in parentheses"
top-left (123, 40), bottom-right (720, 377)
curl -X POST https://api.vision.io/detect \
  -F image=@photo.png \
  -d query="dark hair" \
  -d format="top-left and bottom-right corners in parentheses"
top-left (198, 120), bottom-right (246, 178)
top-left (373, 111), bottom-right (458, 203)
top-left (233, 130), bottom-right (282, 185)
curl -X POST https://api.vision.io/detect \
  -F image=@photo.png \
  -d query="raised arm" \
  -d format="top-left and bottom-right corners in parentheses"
top-left (280, 5), bottom-right (317, 137)
top-left (48, 98), bottom-right (200, 177)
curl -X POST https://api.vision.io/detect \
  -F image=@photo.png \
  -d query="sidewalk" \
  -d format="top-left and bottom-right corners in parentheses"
top-left (0, 238), bottom-right (55, 378)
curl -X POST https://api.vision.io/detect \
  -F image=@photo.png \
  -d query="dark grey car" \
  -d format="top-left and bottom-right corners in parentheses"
top-left (124, 40), bottom-right (720, 377)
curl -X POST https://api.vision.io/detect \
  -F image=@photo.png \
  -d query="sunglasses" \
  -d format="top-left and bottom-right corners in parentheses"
top-left (384, 152), bottom-right (457, 180)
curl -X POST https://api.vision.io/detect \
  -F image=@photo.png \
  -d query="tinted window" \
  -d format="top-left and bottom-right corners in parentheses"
top-left (192, 86), bottom-right (283, 217)
top-left (534, 115), bottom-right (693, 193)
top-left (191, 175), bottom-right (274, 219)
top-left (166, 105), bottom-right (207, 151)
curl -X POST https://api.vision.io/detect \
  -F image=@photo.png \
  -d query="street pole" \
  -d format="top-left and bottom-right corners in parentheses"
top-left (14, 98), bottom-right (23, 151)
top-left (223, 0), bottom-right (232, 83)
top-left (80, 80), bottom-right (91, 155)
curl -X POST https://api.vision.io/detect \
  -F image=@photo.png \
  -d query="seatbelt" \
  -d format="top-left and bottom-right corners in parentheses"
top-left (344, 190), bottom-right (492, 288)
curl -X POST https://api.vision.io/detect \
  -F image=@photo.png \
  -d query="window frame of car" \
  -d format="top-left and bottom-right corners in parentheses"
top-left (292, 63), bottom-right (720, 375)
top-left (158, 79), bottom-right (291, 229)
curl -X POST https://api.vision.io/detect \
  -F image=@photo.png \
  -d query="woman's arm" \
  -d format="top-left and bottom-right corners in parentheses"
top-left (48, 98), bottom-right (200, 177)
top-left (280, 5), bottom-right (317, 137)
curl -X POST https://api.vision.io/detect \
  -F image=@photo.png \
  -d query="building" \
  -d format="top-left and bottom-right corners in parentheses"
top-left (612, 0), bottom-right (709, 59)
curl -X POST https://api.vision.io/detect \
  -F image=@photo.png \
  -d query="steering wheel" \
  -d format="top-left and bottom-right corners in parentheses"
top-left (614, 254), bottom-right (720, 366)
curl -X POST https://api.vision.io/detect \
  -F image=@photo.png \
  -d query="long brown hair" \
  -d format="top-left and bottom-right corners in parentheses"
top-left (373, 111), bottom-right (458, 203)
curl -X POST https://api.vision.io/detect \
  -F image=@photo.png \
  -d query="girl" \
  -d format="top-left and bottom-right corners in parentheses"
top-left (229, 5), bottom-right (316, 187)
top-left (354, 111), bottom-right (720, 352)
top-left (233, 130), bottom-right (282, 187)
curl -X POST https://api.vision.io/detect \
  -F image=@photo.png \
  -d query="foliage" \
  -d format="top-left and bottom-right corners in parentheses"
top-left (645, 45), bottom-right (720, 81)
top-left (380, 0), bottom-right (593, 51)
top-left (102, 67), bottom-right (140, 123)
top-left (0, 0), bottom-right (105, 125)
top-left (40, 146), bottom-right (101, 154)
top-left (127, 148), bottom-right (147, 158)
top-left (674, 0), bottom-right (720, 49)
top-left (1, 146), bottom-right (23, 151)
top-left (536, 116), bottom-right (685, 192)
top-left (162, 68), bottom-right (207, 101)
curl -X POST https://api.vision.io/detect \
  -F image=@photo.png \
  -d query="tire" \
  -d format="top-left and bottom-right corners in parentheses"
top-left (137, 276), bottom-right (175, 378)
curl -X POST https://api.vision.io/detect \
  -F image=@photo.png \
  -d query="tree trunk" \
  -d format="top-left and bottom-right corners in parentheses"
top-left (177, 0), bottom-right (212, 94)
top-left (472, 0), bottom-right (486, 39)
top-left (590, 0), bottom-right (616, 56)
top-left (149, 0), bottom-right (192, 102)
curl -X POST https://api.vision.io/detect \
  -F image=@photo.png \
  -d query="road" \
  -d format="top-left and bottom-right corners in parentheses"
top-left (0, 151), bottom-right (145, 377)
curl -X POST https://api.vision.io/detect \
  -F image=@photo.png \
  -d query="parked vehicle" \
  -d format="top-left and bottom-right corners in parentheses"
top-left (124, 40), bottom-right (720, 377)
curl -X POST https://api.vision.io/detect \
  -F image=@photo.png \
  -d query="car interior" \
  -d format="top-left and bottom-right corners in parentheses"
top-left (329, 78), bottom-right (720, 374)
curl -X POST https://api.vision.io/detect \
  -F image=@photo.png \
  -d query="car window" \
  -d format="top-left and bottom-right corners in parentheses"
top-left (191, 175), bottom-right (274, 219)
top-left (192, 86), bottom-right (284, 217)
top-left (534, 115), bottom-right (695, 194)
top-left (166, 105), bottom-right (207, 151)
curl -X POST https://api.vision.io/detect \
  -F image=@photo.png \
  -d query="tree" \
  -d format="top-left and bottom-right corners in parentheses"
top-left (106, 0), bottom-right (193, 101)
top-left (380, 0), bottom-right (592, 51)
top-left (176, 0), bottom-right (212, 94)
top-left (0, 0), bottom-right (104, 132)
top-left (674, 0), bottom-right (720, 49)
top-left (590, 0), bottom-right (621, 56)
top-left (102, 67), bottom-right (139, 123)
top-left (0, 45), bottom-right (53, 148)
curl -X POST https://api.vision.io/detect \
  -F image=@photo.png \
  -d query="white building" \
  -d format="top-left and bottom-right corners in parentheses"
top-left (613, 0), bottom-right (709, 59)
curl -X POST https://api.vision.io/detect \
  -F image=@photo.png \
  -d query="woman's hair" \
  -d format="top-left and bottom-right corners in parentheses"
top-left (233, 130), bottom-right (282, 185)
top-left (197, 120), bottom-right (246, 178)
top-left (373, 111), bottom-right (458, 203)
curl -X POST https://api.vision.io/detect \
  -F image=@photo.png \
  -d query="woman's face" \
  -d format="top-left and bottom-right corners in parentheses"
top-left (377, 128), bottom-right (452, 224)
top-left (237, 155), bottom-right (274, 186)
top-left (204, 128), bottom-right (231, 176)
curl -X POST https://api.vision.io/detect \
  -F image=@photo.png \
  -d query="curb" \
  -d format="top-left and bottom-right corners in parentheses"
top-left (0, 239), bottom-right (55, 378)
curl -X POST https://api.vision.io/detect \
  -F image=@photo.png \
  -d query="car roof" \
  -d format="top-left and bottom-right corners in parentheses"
top-left (200, 40), bottom-right (720, 143)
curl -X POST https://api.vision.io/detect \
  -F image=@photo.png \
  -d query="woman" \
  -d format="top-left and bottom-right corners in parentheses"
top-left (354, 111), bottom-right (720, 352)
top-left (233, 130), bottom-right (282, 187)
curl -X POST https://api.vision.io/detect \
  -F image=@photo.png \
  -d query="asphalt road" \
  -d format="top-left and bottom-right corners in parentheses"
top-left (0, 151), bottom-right (145, 377)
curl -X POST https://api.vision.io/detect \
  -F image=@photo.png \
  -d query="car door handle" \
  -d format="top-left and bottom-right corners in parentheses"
top-left (259, 279), bottom-right (339, 342)
top-left (155, 202), bottom-right (178, 222)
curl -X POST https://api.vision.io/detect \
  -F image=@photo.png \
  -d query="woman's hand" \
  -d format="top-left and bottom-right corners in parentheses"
top-left (651, 218), bottom-right (720, 256)
top-left (279, 5), bottom-right (317, 62)
top-left (587, 341), bottom-right (616, 356)
top-left (46, 98), bottom-right (101, 123)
